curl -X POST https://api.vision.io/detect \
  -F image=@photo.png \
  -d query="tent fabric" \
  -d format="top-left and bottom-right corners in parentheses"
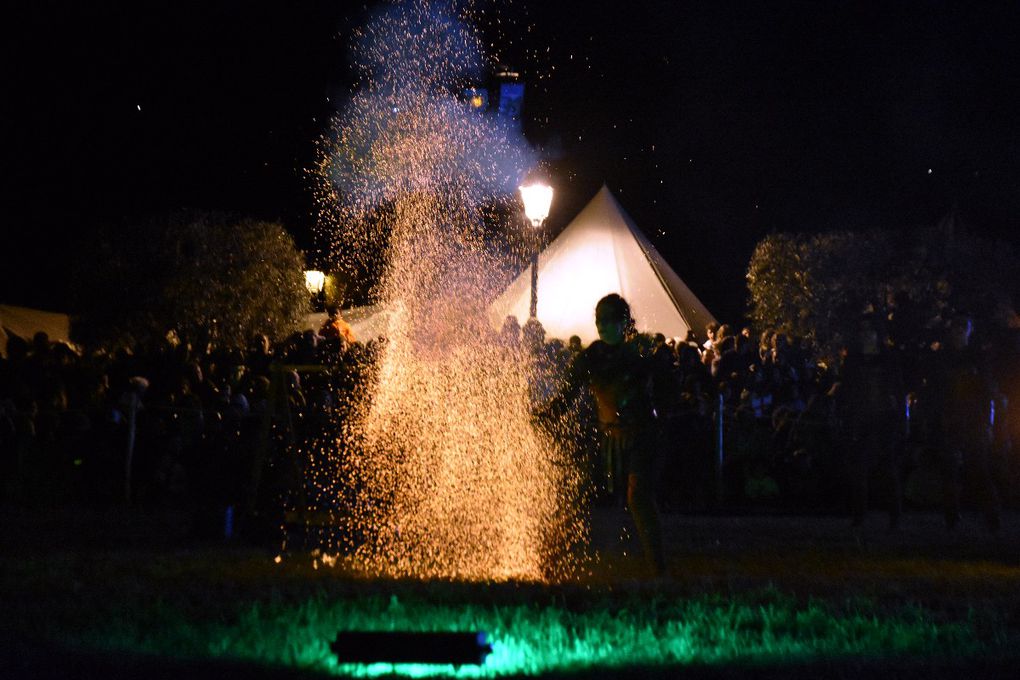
top-left (489, 185), bottom-right (716, 345)
top-left (0, 304), bottom-right (74, 357)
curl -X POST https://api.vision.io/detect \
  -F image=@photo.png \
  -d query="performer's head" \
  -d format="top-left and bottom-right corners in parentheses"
top-left (595, 294), bottom-right (631, 346)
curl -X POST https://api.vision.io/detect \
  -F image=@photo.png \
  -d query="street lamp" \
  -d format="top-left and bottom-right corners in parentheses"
top-left (518, 182), bottom-right (553, 318)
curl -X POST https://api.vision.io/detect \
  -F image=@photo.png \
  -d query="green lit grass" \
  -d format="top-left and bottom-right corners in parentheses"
top-left (120, 591), bottom-right (983, 677)
top-left (3, 551), bottom-right (1002, 677)
top-left (4, 510), bottom-right (1020, 676)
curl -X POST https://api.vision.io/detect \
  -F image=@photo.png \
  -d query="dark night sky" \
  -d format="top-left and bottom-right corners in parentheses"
top-left (5, 0), bottom-right (1020, 321)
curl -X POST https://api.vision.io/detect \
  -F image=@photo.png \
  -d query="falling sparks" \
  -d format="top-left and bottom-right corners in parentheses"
top-left (309, 0), bottom-right (587, 582)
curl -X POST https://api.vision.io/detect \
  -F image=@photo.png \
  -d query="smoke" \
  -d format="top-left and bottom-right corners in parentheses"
top-left (315, 0), bottom-right (538, 289)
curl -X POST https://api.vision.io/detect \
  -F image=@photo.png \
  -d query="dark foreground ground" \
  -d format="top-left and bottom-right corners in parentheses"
top-left (2, 505), bottom-right (1019, 679)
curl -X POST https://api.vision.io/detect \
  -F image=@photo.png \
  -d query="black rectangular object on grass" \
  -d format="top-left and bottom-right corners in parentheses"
top-left (331, 631), bottom-right (492, 665)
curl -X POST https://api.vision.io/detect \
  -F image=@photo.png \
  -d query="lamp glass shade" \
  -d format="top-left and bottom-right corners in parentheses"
top-left (519, 183), bottom-right (553, 226)
top-left (304, 270), bottom-right (326, 295)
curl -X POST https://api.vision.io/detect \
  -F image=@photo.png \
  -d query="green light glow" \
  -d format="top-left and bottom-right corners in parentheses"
top-left (74, 590), bottom-right (984, 677)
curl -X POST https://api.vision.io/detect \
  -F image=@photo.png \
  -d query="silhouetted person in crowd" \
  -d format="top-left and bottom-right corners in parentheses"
top-left (522, 318), bottom-right (545, 354)
top-left (992, 330), bottom-right (1018, 490)
top-left (716, 324), bottom-right (732, 345)
top-left (542, 294), bottom-right (665, 576)
top-left (834, 321), bottom-right (905, 528)
top-left (703, 322), bottom-right (719, 353)
top-left (295, 330), bottom-right (321, 365)
top-left (118, 375), bottom-right (149, 504)
top-left (499, 315), bottom-right (522, 347)
top-left (0, 397), bottom-right (17, 502)
top-left (247, 334), bottom-right (273, 378)
top-left (926, 314), bottom-right (1001, 531)
top-left (320, 306), bottom-right (356, 344)
top-left (711, 334), bottom-right (740, 381)
top-left (1, 335), bottom-right (31, 402)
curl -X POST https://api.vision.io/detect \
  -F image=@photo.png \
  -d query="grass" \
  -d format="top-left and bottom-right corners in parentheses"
top-left (1, 550), bottom-right (1013, 677)
top-left (3, 508), bottom-right (1019, 677)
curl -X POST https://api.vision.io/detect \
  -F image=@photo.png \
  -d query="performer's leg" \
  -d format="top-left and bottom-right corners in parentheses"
top-left (627, 472), bottom-right (665, 576)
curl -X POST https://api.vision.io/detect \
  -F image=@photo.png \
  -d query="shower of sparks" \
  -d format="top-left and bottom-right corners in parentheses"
top-left (309, 0), bottom-right (588, 582)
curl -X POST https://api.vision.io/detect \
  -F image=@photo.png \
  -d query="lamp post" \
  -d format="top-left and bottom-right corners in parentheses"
top-left (518, 183), bottom-right (553, 318)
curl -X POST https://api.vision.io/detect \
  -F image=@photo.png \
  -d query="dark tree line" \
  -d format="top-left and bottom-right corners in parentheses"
top-left (71, 211), bottom-right (309, 352)
top-left (747, 219), bottom-right (1016, 360)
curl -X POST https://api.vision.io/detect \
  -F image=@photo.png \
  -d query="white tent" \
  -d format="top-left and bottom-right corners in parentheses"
top-left (0, 304), bottom-right (74, 357)
top-left (490, 185), bottom-right (716, 345)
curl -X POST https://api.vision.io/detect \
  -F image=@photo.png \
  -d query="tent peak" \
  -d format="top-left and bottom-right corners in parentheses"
top-left (585, 184), bottom-right (631, 224)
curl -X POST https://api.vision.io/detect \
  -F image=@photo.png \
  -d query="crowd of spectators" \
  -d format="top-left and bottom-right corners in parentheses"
top-left (504, 317), bottom-right (838, 511)
top-left (2, 310), bottom-right (1018, 538)
top-left (0, 324), bottom-right (382, 538)
top-left (504, 315), bottom-right (1019, 519)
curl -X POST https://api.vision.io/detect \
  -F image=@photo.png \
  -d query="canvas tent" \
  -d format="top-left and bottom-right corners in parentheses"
top-left (490, 185), bottom-right (716, 345)
top-left (0, 304), bottom-right (74, 357)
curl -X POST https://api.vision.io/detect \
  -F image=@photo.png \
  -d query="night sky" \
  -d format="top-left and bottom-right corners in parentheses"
top-left (6, 0), bottom-right (1019, 322)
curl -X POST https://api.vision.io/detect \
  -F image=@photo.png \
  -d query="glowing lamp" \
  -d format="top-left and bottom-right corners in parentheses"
top-left (519, 183), bottom-right (553, 228)
top-left (304, 270), bottom-right (326, 295)
top-left (331, 631), bottom-right (493, 665)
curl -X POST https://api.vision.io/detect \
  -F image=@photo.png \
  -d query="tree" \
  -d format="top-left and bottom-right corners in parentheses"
top-left (747, 225), bottom-right (1015, 359)
top-left (72, 212), bottom-right (309, 351)
top-left (747, 231), bottom-right (890, 354)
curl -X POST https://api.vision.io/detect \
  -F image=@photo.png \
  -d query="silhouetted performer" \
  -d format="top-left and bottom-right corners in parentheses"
top-left (834, 322), bottom-right (905, 528)
top-left (542, 294), bottom-right (665, 576)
